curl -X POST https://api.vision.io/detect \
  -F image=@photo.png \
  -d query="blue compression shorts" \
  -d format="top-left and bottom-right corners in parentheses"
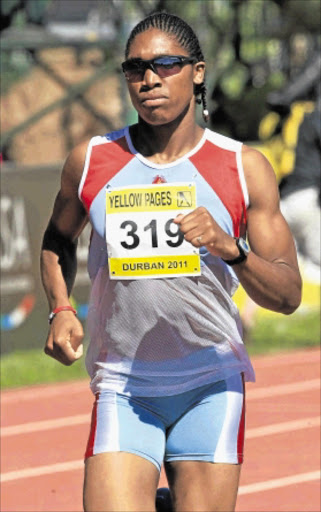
top-left (85, 373), bottom-right (245, 471)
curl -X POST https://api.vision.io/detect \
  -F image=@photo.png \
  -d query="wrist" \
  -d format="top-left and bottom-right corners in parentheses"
top-left (49, 305), bottom-right (77, 324)
top-left (221, 236), bottom-right (240, 261)
top-left (222, 237), bottom-right (250, 266)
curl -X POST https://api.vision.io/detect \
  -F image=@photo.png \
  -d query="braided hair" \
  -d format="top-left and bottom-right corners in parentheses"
top-left (125, 11), bottom-right (209, 122)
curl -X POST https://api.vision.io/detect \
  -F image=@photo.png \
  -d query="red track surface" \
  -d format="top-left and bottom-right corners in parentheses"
top-left (1, 348), bottom-right (320, 512)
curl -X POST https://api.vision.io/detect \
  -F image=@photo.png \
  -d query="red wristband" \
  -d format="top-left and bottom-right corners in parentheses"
top-left (48, 306), bottom-right (77, 324)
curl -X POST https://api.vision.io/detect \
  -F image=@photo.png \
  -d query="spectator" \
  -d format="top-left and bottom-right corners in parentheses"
top-left (280, 105), bottom-right (321, 273)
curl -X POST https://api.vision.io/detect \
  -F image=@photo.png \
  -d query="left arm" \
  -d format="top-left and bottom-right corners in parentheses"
top-left (233, 146), bottom-right (302, 313)
top-left (175, 147), bottom-right (302, 314)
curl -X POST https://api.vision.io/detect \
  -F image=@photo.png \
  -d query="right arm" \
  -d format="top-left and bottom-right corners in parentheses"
top-left (40, 141), bottom-right (89, 365)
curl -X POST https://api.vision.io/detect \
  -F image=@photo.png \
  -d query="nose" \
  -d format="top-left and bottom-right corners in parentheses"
top-left (142, 67), bottom-right (161, 87)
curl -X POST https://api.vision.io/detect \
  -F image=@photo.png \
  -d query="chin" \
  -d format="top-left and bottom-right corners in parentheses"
top-left (140, 111), bottom-right (172, 126)
top-left (141, 107), bottom-right (189, 127)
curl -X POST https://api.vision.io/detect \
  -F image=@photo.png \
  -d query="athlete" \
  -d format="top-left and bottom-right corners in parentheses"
top-left (41, 12), bottom-right (302, 512)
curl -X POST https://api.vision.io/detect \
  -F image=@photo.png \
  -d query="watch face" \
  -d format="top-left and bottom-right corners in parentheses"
top-left (238, 238), bottom-right (250, 255)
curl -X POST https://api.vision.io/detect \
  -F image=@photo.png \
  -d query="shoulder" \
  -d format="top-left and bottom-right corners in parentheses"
top-left (62, 127), bottom-right (130, 192)
top-left (241, 145), bottom-right (279, 209)
top-left (242, 144), bottom-right (273, 170)
top-left (205, 128), bottom-right (242, 152)
top-left (62, 138), bottom-right (92, 191)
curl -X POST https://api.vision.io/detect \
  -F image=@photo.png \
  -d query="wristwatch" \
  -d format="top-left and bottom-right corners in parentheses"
top-left (222, 237), bottom-right (250, 266)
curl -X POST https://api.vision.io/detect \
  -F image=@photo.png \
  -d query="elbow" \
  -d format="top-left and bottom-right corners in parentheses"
top-left (281, 286), bottom-right (302, 315)
top-left (282, 302), bottom-right (300, 315)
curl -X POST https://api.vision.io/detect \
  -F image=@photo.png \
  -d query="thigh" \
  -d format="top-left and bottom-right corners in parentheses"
top-left (165, 460), bottom-right (241, 512)
top-left (83, 391), bottom-right (166, 511)
top-left (85, 391), bottom-right (166, 470)
top-left (165, 373), bottom-right (245, 465)
top-left (165, 374), bottom-right (245, 511)
top-left (84, 452), bottom-right (160, 512)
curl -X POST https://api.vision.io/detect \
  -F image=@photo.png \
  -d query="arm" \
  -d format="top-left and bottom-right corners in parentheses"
top-left (40, 141), bottom-right (89, 365)
top-left (233, 146), bottom-right (301, 313)
top-left (175, 147), bottom-right (302, 314)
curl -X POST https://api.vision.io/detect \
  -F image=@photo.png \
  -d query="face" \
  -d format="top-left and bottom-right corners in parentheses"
top-left (125, 28), bottom-right (205, 126)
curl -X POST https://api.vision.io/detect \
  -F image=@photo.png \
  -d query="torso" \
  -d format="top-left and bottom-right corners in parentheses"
top-left (78, 126), bottom-right (255, 396)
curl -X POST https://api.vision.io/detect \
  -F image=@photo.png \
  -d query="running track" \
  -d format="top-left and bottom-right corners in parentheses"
top-left (1, 347), bottom-right (320, 512)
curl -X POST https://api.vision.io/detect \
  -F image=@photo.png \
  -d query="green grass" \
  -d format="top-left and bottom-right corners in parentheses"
top-left (1, 310), bottom-right (319, 389)
top-left (246, 309), bottom-right (320, 356)
top-left (1, 345), bottom-right (88, 389)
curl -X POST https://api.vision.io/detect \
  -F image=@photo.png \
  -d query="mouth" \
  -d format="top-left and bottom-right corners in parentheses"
top-left (141, 96), bottom-right (168, 107)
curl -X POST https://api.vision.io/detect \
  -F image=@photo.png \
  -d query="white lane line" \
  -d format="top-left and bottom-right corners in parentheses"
top-left (238, 470), bottom-right (320, 495)
top-left (2, 349), bottom-right (319, 404)
top-left (252, 349), bottom-right (320, 369)
top-left (1, 381), bottom-right (90, 404)
top-left (1, 461), bottom-right (319, 496)
top-left (2, 411), bottom-right (320, 440)
top-left (2, 379), bottom-right (320, 436)
top-left (1, 417), bottom-right (319, 483)
top-left (246, 416), bottom-right (320, 438)
top-left (1, 460), bottom-right (84, 482)
top-left (247, 378), bottom-right (320, 400)
top-left (1, 414), bottom-right (90, 436)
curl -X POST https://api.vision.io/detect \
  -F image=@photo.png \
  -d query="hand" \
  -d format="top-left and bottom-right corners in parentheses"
top-left (174, 206), bottom-right (238, 260)
top-left (44, 311), bottom-right (84, 366)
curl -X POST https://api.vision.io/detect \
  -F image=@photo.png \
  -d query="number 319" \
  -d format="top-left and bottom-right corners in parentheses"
top-left (120, 219), bottom-right (184, 250)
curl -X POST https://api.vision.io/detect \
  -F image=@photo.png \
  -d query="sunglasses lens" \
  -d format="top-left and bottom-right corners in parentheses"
top-left (123, 62), bottom-right (144, 82)
top-left (154, 57), bottom-right (183, 78)
top-left (122, 56), bottom-right (192, 82)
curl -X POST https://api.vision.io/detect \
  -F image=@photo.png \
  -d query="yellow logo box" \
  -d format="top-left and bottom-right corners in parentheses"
top-left (106, 183), bottom-right (197, 214)
top-left (109, 254), bottom-right (201, 279)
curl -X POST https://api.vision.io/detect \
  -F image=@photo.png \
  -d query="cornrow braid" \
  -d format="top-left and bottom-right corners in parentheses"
top-left (125, 11), bottom-right (209, 122)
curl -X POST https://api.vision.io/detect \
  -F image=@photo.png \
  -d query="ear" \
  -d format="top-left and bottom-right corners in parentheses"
top-left (193, 62), bottom-right (205, 85)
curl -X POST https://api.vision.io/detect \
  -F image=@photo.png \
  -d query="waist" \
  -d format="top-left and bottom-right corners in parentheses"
top-left (86, 347), bottom-right (255, 396)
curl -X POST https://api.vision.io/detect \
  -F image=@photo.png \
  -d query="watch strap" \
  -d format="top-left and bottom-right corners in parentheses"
top-left (222, 237), bottom-right (248, 266)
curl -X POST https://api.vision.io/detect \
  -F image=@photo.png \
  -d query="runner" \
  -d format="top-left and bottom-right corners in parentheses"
top-left (40, 11), bottom-right (302, 512)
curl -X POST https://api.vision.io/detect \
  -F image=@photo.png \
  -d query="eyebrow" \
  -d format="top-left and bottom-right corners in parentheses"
top-left (125, 54), bottom-right (189, 61)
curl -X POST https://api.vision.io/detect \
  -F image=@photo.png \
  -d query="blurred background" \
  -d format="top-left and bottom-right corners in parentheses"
top-left (1, 0), bottom-right (320, 382)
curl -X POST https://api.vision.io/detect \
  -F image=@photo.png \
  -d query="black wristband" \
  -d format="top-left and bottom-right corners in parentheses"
top-left (42, 221), bottom-right (78, 294)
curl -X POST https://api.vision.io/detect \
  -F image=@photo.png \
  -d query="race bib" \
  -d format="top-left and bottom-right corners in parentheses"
top-left (106, 182), bottom-right (201, 279)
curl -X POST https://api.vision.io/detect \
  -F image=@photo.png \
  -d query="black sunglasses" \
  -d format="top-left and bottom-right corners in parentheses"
top-left (122, 55), bottom-right (197, 82)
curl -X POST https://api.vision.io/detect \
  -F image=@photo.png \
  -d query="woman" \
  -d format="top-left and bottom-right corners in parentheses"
top-left (41, 12), bottom-right (301, 512)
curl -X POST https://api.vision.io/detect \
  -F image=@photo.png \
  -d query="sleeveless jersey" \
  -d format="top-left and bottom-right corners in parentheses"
top-left (79, 127), bottom-right (255, 396)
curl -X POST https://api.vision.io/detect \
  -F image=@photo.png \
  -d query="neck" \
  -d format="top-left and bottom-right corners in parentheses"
top-left (130, 106), bottom-right (204, 164)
